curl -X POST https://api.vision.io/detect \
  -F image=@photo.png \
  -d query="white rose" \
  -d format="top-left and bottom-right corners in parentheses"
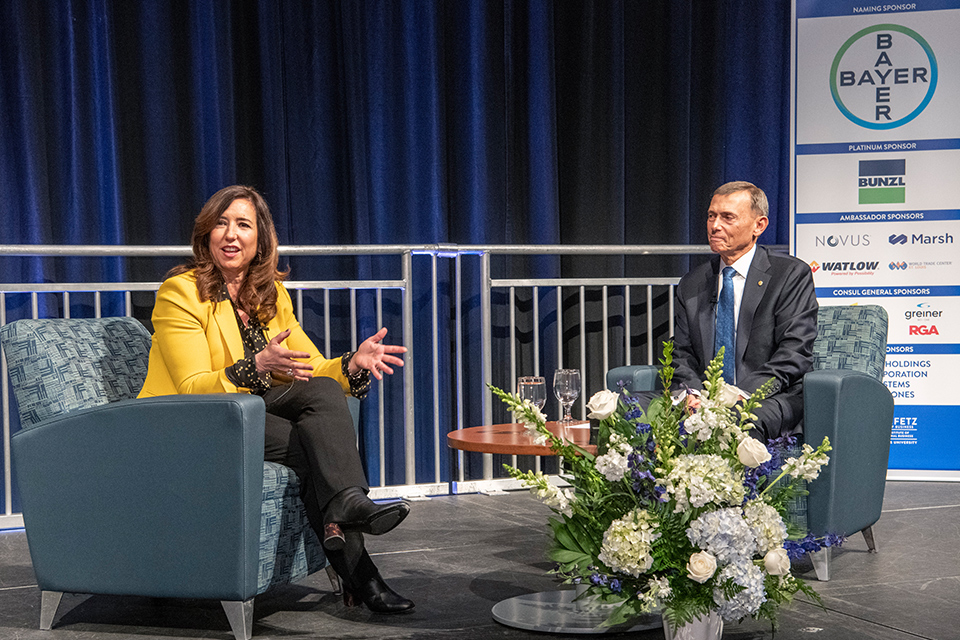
top-left (718, 381), bottom-right (745, 407)
top-left (686, 551), bottom-right (717, 584)
top-left (737, 437), bottom-right (772, 468)
top-left (586, 389), bottom-right (620, 420)
top-left (763, 548), bottom-right (791, 576)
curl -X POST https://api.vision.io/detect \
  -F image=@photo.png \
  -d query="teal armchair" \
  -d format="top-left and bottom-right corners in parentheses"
top-left (1, 317), bottom-right (357, 639)
top-left (607, 305), bottom-right (894, 580)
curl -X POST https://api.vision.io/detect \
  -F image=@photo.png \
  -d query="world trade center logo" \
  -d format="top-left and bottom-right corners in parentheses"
top-left (831, 24), bottom-right (938, 130)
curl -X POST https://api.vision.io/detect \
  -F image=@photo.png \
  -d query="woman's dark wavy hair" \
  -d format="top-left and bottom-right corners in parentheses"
top-left (167, 185), bottom-right (289, 322)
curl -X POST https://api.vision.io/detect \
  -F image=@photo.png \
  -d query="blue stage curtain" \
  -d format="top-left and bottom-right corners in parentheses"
top-left (1, 0), bottom-right (793, 486)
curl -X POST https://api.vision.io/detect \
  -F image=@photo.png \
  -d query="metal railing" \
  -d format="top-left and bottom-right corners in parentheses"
top-left (0, 243), bottom-right (724, 527)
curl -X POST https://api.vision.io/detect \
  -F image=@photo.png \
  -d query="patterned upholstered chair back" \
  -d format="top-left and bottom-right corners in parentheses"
top-left (0, 317), bottom-right (151, 429)
top-left (812, 305), bottom-right (888, 381)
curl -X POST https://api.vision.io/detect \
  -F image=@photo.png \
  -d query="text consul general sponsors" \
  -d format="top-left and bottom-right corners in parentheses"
top-left (832, 287), bottom-right (931, 296)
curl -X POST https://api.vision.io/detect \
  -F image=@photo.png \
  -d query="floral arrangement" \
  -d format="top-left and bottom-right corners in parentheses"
top-left (491, 344), bottom-right (841, 632)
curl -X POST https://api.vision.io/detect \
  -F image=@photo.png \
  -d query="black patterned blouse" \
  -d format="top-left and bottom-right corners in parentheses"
top-left (221, 285), bottom-right (370, 398)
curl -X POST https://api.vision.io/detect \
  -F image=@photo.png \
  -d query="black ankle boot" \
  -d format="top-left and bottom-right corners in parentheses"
top-left (343, 574), bottom-right (415, 613)
top-left (322, 487), bottom-right (410, 550)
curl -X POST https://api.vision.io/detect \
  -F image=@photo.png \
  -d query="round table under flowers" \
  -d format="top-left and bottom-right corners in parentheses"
top-left (448, 421), bottom-right (662, 634)
top-left (487, 345), bottom-right (837, 639)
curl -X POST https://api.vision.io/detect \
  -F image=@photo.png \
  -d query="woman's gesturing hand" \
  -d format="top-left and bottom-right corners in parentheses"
top-left (351, 327), bottom-right (407, 381)
top-left (255, 329), bottom-right (313, 381)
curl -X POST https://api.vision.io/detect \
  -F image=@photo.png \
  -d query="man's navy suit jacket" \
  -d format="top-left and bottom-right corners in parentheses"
top-left (672, 245), bottom-right (818, 433)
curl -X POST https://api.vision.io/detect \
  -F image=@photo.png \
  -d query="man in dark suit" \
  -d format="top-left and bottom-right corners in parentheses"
top-left (673, 181), bottom-right (818, 441)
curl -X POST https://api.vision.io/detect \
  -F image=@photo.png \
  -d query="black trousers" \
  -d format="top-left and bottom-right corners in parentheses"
top-left (261, 376), bottom-right (377, 587)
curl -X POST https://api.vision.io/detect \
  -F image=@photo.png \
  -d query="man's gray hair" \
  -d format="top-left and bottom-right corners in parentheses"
top-left (713, 181), bottom-right (769, 219)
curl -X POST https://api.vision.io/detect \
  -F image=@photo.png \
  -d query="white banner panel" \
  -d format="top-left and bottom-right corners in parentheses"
top-left (791, 0), bottom-right (960, 473)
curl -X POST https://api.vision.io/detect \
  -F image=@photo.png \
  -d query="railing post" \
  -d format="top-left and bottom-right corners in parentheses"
top-left (402, 251), bottom-right (416, 485)
top-left (431, 253), bottom-right (441, 484)
top-left (481, 251), bottom-right (493, 480)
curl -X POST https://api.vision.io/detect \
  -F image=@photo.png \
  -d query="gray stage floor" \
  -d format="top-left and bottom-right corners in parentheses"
top-left (0, 481), bottom-right (956, 640)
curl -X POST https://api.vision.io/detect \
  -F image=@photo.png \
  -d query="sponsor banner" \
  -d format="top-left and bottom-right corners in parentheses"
top-left (889, 406), bottom-right (960, 470)
top-left (795, 150), bottom-right (960, 212)
top-left (798, 222), bottom-right (958, 286)
top-left (792, 0), bottom-right (960, 472)
top-left (797, 137), bottom-right (960, 154)
top-left (796, 209), bottom-right (960, 223)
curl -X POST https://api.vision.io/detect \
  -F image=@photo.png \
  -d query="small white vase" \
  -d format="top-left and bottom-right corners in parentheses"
top-left (662, 610), bottom-right (723, 640)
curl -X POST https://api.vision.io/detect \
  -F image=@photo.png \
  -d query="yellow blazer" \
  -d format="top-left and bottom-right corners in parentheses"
top-left (138, 271), bottom-right (349, 397)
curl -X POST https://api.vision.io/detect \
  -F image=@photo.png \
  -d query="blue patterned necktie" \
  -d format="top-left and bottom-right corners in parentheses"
top-left (715, 266), bottom-right (736, 384)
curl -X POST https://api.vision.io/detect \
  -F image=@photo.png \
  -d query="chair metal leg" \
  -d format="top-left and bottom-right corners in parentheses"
top-left (325, 564), bottom-right (342, 595)
top-left (862, 525), bottom-right (878, 553)
top-left (39, 590), bottom-right (63, 630)
top-left (810, 547), bottom-right (832, 581)
top-left (221, 599), bottom-right (254, 640)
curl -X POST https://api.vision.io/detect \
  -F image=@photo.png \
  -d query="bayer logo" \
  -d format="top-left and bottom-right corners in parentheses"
top-left (830, 24), bottom-right (938, 130)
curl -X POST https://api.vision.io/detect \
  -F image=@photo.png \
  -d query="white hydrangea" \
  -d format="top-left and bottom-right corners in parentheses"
top-left (594, 432), bottom-right (633, 482)
top-left (682, 399), bottom-right (741, 449)
top-left (713, 562), bottom-right (767, 620)
top-left (598, 509), bottom-right (660, 577)
top-left (681, 405), bottom-right (721, 442)
top-left (686, 507), bottom-right (758, 565)
top-left (743, 500), bottom-right (787, 555)
top-left (664, 454), bottom-right (745, 512)
top-left (783, 443), bottom-right (830, 481)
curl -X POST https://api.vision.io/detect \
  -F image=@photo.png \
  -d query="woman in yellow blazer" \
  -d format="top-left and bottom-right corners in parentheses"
top-left (138, 273), bottom-right (347, 397)
top-left (139, 185), bottom-right (413, 613)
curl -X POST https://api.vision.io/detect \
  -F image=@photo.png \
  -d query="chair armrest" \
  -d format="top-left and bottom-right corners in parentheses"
top-left (12, 394), bottom-right (266, 601)
top-left (606, 365), bottom-right (660, 393)
top-left (803, 369), bottom-right (894, 537)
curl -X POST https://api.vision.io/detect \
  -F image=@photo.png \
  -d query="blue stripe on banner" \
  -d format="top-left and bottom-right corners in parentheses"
top-left (860, 159), bottom-right (905, 176)
top-left (887, 344), bottom-right (960, 355)
top-left (796, 210), bottom-right (960, 224)
top-left (817, 286), bottom-right (960, 297)
top-left (796, 139), bottom-right (960, 155)
top-left (797, 0), bottom-right (960, 20)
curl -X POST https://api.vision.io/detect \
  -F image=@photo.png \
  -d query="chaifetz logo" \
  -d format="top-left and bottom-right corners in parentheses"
top-left (831, 24), bottom-right (938, 129)
top-left (859, 159), bottom-right (905, 204)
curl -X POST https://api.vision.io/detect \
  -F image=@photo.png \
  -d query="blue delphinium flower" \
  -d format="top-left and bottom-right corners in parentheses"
top-left (609, 578), bottom-right (622, 593)
top-left (627, 451), bottom-right (656, 494)
top-left (743, 436), bottom-right (796, 500)
top-left (823, 533), bottom-right (845, 547)
top-left (782, 532), bottom-right (845, 560)
top-left (590, 572), bottom-right (609, 586)
top-left (626, 410), bottom-right (644, 422)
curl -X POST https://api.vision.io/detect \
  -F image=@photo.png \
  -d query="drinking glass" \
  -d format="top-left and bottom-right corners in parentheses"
top-left (517, 376), bottom-right (547, 411)
top-left (553, 369), bottom-right (581, 424)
